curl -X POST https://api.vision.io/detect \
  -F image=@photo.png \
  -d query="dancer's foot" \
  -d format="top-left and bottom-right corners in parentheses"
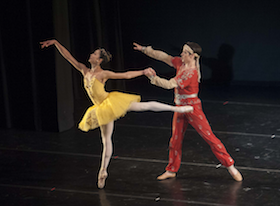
top-left (227, 165), bottom-right (243, 182)
top-left (98, 169), bottom-right (108, 189)
top-left (176, 106), bottom-right (193, 113)
top-left (157, 171), bottom-right (176, 180)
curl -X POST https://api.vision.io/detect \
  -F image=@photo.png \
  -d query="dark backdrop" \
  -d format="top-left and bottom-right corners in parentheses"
top-left (1, 0), bottom-right (279, 131)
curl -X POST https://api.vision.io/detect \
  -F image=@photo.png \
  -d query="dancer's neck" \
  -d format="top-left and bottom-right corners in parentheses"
top-left (90, 65), bottom-right (102, 73)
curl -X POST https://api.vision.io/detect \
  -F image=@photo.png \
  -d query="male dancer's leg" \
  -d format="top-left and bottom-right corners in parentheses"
top-left (187, 103), bottom-right (242, 181)
top-left (187, 105), bottom-right (234, 166)
top-left (157, 112), bottom-right (188, 180)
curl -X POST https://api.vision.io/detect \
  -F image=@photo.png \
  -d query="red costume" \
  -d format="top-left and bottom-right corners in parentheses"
top-left (165, 57), bottom-right (234, 172)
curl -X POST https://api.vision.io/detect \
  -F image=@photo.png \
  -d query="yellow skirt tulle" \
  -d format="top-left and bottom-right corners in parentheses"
top-left (78, 91), bottom-right (140, 132)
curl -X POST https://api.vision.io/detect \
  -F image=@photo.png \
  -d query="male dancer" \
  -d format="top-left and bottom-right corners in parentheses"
top-left (134, 42), bottom-right (242, 181)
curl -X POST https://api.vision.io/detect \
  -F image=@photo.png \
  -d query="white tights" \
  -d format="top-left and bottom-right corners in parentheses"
top-left (128, 101), bottom-right (183, 112)
top-left (99, 121), bottom-right (114, 172)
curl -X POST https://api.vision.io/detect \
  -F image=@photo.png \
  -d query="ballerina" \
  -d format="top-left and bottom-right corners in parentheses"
top-left (40, 39), bottom-right (193, 188)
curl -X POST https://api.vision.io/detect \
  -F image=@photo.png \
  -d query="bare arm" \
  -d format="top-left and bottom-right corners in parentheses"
top-left (133, 42), bottom-right (173, 67)
top-left (100, 70), bottom-right (145, 83)
top-left (40, 39), bottom-right (88, 75)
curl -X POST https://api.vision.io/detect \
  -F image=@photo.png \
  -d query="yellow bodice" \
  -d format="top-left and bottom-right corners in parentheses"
top-left (84, 77), bottom-right (109, 105)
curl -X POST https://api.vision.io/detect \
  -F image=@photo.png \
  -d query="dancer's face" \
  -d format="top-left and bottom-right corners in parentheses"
top-left (88, 50), bottom-right (101, 65)
top-left (180, 47), bottom-right (194, 64)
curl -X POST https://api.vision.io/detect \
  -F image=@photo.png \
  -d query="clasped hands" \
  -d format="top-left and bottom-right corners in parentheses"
top-left (144, 67), bottom-right (156, 79)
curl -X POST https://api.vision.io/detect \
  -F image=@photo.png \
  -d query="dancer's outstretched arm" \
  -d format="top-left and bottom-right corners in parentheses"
top-left (40, 39), bottom-right (88, 75)
top-left (99, 69), bottom-right (145, 83)
top-left (133, 42), bottom-right (174, 67)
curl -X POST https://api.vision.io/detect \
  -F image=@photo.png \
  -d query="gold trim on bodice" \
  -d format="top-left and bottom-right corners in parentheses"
top-left (83, 77), bottom-right (109, 105)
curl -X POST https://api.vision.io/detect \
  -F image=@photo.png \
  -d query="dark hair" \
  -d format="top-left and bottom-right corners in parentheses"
top-left (98, 48), bottom-right (112, 65)
top-left (186, 42), bottom-right (202, 56)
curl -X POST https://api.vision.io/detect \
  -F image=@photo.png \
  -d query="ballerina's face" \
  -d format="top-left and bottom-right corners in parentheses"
top-left (88, 49), bottom-right (101, 64)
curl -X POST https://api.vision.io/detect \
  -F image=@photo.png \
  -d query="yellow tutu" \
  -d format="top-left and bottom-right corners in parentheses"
top-left (78, 78), bottom-right (140, 132)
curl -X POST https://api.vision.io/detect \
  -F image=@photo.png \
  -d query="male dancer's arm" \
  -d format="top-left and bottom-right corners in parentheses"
top-left (133, 43), bottom-right (173, 67)
top-left (144, 67), bottom-right (177, 89)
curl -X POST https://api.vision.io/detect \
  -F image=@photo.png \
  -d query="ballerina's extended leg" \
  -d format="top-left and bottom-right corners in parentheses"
top-left (128, 101), bottom-right (193, 113)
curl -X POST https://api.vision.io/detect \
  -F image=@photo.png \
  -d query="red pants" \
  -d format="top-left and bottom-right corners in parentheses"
top-left (166, 98), bottom-right (234, 172)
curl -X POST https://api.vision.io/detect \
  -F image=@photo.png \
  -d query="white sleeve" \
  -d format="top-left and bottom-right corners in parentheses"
top-left (149, 76), bottom-right (178, 89)
top-left (143, 46), bottom-right (170, 62)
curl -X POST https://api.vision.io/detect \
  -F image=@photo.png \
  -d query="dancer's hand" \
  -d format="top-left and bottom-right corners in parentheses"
top-left (133, 42), bottom-right (144, 51)
top-left (40, 39), bottom-right (57, 49)
top-left (144, 67), bottom-right (156, 78)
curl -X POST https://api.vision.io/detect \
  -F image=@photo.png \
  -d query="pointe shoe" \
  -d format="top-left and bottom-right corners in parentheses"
top-left (227, 166), bottom-right (243, 182)
top-left (177, 106), bottom-right (193, 113)
top-left (98, 170), bottom-right (108, 189)
top-left (157, 171), bottom-right (176, 180)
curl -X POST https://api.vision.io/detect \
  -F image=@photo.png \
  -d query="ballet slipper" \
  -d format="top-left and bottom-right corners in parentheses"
top-left (157, 171), bottom-right (176, 180)
top-left (177, 106), bottom-right (194, 113)
top-left (98, 169), bottom-right (108, 189)
top-left (227, 165), bottom-right (243, 182)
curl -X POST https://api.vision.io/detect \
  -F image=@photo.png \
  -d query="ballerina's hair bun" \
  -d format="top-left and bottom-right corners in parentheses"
top-left (99, 48), bottom-right (112, 64)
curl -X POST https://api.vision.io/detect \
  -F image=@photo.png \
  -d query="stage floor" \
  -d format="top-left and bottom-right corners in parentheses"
top-left (1, 84), bottom-right (280, 206)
